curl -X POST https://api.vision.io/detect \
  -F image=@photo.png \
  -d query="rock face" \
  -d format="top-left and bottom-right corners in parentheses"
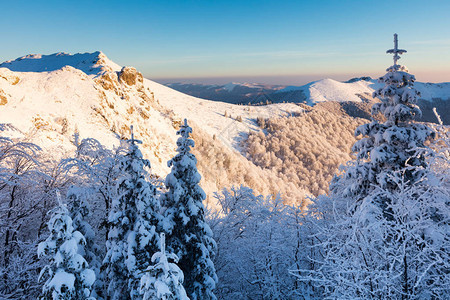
top-left (118, 66), bottom-right (143, 86)
top-left (0, 89), bottom-right (7, 105)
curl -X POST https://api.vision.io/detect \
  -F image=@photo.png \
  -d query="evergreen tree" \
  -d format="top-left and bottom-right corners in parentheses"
top-left (67, 186), bottom-right (104, 299)
top-left (339, 33), bottom-right (435, 208)
top-left (38, 194), bottom-right (96, 300)
top-left (103, 126), bottom-right (162, 300)
top-left (296, 34), bottom-right (449, 299)
top-left (163, 119), bottom-right (218, 300)
top-left (140, 233), bottom-right (189, 300)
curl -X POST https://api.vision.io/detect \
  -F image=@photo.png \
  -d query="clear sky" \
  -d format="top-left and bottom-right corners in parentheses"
top-left (2, 0), bottom-right (450, 85)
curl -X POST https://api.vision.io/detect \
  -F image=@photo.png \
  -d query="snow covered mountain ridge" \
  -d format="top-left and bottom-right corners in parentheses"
top-left (165, 76), bottom-right (450, 106)
top-left (0, 51), bottom-right (122, 75)
top-left (276, 76), bottom-right (450, 104)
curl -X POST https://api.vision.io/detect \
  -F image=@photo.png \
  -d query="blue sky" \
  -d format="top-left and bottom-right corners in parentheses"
top-left (2, 0), bottom-right (450, 84)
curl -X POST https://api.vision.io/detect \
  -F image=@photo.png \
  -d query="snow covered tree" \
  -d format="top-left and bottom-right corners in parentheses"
top-left (163, 119), bottom-right (218, 300)
top-left (212, 186), bottom-right (299, 299)
top-left (295, 34), bottom-right (450, 299)
top-left (140, 233), bottom-right (189, 300)
top-left (0, 137), bottom-right (41, 266)
top-left (58, 135), bottom-right (129, 299)
top-left (0, 136), bottom-right (44, 297)
top-left (103, 126), bottom-right (162, 300)
top-left (38, 193), bottom-right (96, 300)
top-left (67, 186), bottom-right (104, 299)
top-left (340, 33), bottom-right (435, 206)
top-left (63, 136), bottom-right (126, 216)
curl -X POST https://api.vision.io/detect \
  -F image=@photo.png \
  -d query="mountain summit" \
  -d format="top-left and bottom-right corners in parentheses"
top-left (0, 51), bottom-right (121, 75)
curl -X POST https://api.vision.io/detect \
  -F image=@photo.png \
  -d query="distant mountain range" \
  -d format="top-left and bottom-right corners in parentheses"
top-left (166, 77), bottom-right (450, 105)
top-left (164, 82), bottom-right (286, 105)
top-left (165, 77), bottom-right (450, 124)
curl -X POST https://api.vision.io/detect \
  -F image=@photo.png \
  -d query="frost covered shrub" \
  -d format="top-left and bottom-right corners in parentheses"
top-left (190, 122), bottom-right (308, 207)
top-left (211, 186), bottom-right (311, 299)
top-left (246, 107), bottom-right (365, 196)
top-left (0, 137), bottom-right (77, 299)
top-left (299, 167), bottom-right (450, 299)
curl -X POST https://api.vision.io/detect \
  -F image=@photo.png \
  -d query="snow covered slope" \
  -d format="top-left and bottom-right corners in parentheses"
top-left (143, 79), bottom-right (303, 151)
top-left (0, 52), bottom-right (306, 203)
top-left (0, 52), bottom-right (178, 176)
top-left (277, 77), bottom-right (450, 105)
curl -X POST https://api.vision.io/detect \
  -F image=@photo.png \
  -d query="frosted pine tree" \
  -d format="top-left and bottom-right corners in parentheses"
top-left (67, 186), bottom-right (104, 299)
top-left (341, 33), bottom-right (435, 205)
top-left (296, 34), bottom-right (449, 299)
top-left (140, 233), bottom-right (189, 300)
top-left (38, 193), bottom-right (96, 300)
top-left (103, 126), bottom-right (162, 300)
top-left (163, 119), bottom-right (218, 300)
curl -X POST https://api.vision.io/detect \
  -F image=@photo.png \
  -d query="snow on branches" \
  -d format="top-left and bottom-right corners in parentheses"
top-left (163, 119), bottom-right (217, 300)
top-left (38, 196), bottom-right (95, 300)
top-left (140, 233), bottom-right (189, 300)
top-left (103, 129), bottom-right (162, 299)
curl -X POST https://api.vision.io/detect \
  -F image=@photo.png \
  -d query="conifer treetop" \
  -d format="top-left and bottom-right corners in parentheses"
top-left (129, 125), bottom-right (143, 145)
top-left (163, 118), bottom-right (217, 299)
top-left (386, 33), bottom-right (407, 66)
top-left (371, 33), bottom-right (424, 125)
top-left (175, 119), bottom-right (194, 158)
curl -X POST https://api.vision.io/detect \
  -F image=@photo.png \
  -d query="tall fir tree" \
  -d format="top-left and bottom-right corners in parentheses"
top-left (339, 33), bottom-right (435, 208)
top-left (296, 34), bottom-right (449, 299)
top-left (67, 186), bottom-right (104, 299)
top-left (163, 119), bottom-right (218, 300)
top-left (140, 233), bottom-right (189, 300)
top-left (38, 193), bottom-right (96, 300)
top-left (103, 126), bottom-right (162, 300)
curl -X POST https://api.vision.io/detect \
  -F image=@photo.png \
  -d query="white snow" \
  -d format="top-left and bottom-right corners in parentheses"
top-left (277, 77), bottom-right (450, 105)
top-left (48, 270), bottom-right (75, 293)
top-left (277, 78), bottom-right (382, 104)
top-left (143, 78), bottom-right (304, 151)
top-left (0, 51), bottom-right (121, 75)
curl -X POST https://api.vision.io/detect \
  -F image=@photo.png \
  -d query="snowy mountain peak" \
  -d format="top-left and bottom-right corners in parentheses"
top-left (0, 51), bottom-right (122, 77)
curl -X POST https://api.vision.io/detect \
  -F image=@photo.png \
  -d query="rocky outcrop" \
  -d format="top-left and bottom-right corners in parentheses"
top-left (0, 89), bottom-right (7, 105)
top-left (0, 68), bottom-right (20, 85)
top-left (118, 66), bottom-right (143, 86)
top-left (95, 72), bottom-right (119, 91)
